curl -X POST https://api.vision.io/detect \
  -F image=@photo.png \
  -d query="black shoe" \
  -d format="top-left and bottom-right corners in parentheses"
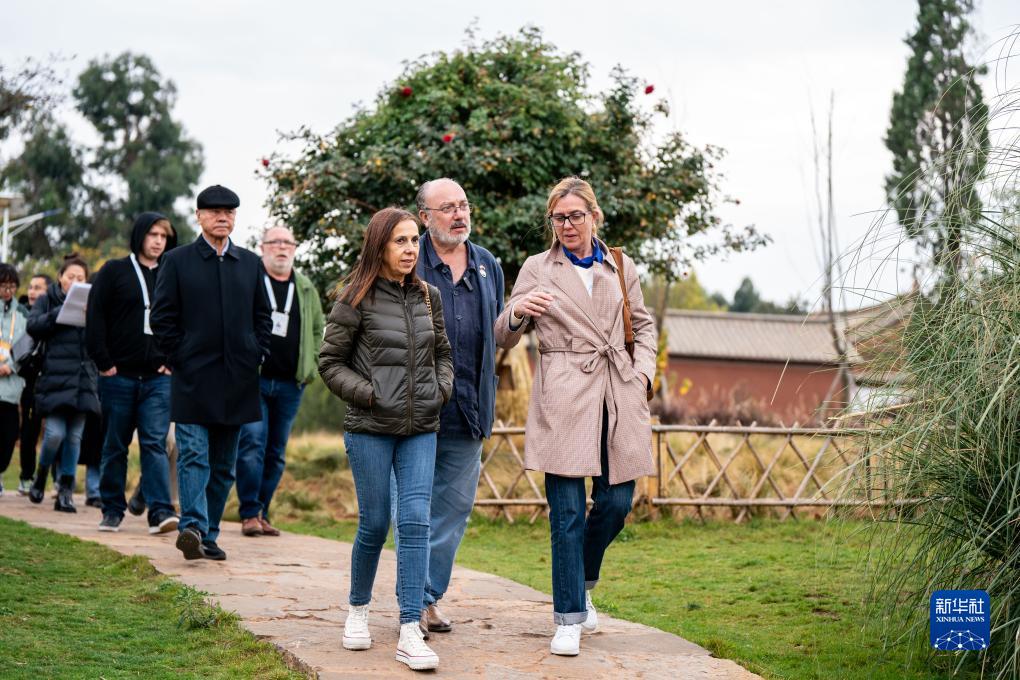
top-left (85, 497), bottom-right (103, 509)
top-left (98, 514), bottom-right (122, 532)
top-left (127, 486), bottom-right (146, 516)
top-left (175, 527), bottom-right (205, 560)
top-left (201, 541), bottom-right (227, 561)
top-left (54, 475), bottom-right (77, 513)
top-left (148, 513), bottom-right (180, 535)
top-left (28, 465), bottom-right (48, 504)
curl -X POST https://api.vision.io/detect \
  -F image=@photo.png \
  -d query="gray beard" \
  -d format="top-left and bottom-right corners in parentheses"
top-left (430, 225), bottom-right (470, 247)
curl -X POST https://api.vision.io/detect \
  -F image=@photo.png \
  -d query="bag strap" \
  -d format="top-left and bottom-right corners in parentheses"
top-left (419, 281), bottom-right (433, 320)
top-left (608, 247), bottom-right (635, 360)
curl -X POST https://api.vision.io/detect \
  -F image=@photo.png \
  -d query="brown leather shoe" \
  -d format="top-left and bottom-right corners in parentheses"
top-left (259, 518), bottom-right (281, 537)
top-left (423, 604), bottom-right (452, 632)
top-left (241, 517), bottom-right (263, 536)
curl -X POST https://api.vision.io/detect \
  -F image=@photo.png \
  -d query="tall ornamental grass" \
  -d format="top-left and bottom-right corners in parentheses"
top-left (849, 36), bottom-right (1020, 678)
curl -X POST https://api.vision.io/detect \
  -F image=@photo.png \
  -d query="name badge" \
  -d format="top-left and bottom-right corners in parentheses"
top-left (143, 308), bottom-right (153, 336)
top-left (271, 311), bottom-right (289, 337)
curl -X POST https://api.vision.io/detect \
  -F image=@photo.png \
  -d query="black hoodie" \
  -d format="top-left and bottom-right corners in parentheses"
top-left (86, 212), bottom-right (178, 378)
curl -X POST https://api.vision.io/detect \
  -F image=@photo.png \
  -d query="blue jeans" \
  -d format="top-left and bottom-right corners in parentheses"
top-left (175, 423), bottom-right (241, 544)
top-left (85, 464), bottom-right (101, 498)
top-left (236, 377), bottom-right (305, 521)
top-left (391, 436), bottom-right (482, 606)
top-left (98, 375), bottom-right (173, 521)
top-left (39, 412), bottom-right (87, 478)
top-left (544, 404), bottom-right (635, 624)
top-left (345, 431), bottom-right (436, 624)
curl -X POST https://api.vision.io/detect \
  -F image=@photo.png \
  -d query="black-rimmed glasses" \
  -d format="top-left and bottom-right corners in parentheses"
top-left (548, 211), bottom-right (590, 228)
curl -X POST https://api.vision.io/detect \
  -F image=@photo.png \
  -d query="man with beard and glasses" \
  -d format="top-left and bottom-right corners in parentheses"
top-left (391, 178), bottom-right (504, 637)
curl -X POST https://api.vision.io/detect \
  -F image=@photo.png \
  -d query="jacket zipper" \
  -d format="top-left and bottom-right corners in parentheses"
top-left (403, 287), bottom-right (417, 430)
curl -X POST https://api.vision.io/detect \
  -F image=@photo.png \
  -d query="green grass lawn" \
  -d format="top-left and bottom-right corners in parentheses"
top-left (0, 515), bottom-right (304, 680)
top-left (282, 514), bottom-right (965, 680)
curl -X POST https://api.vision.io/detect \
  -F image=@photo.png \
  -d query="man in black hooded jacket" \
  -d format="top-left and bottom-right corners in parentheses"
top-left (86, 212), bottom-right (180, 534)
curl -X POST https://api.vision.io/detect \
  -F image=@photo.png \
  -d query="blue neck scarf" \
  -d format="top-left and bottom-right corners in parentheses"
top-left (562, 241), bottom-right (604, 269)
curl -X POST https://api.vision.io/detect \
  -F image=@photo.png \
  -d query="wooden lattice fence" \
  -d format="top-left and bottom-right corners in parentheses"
top-left (474, 421), bottom-right (912, 523)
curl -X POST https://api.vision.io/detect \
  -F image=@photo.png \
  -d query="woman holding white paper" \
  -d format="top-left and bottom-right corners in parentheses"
top-left (27, 253), bottom-right (101, 512)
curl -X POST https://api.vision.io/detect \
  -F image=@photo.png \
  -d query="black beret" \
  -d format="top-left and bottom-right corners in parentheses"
top-left (196, 185), bottom-right (240, 209)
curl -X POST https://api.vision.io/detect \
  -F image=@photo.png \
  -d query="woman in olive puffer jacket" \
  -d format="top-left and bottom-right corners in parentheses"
top-left (319, 207), bottom-right (453, 672)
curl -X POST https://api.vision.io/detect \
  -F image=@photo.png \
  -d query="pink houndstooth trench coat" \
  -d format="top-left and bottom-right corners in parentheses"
top-left (494, 240), bottom-right (658, 485)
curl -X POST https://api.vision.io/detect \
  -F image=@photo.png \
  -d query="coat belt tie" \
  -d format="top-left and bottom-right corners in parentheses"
top-left (539, 337), bottom-right (636, 382)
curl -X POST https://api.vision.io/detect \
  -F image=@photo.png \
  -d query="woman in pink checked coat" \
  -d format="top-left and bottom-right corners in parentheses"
top-left (494, 177), bottom-right (657, 658)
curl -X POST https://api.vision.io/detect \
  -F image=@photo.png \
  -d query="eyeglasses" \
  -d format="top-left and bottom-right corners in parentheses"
top-left (0, 283), bottom-right (16, 291)
top-left (424, 202), bottom-right (471, 215)
top-left (548, 211), bottom-right (590, 228)
top-left (263, 239), bottom-right (298, 248)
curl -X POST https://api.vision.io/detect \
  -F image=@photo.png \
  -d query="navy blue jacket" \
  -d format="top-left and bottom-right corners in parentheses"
top-left (150, 236), bottom-right (273, 426)
top-left (416, 232), bottom-right (504, 439)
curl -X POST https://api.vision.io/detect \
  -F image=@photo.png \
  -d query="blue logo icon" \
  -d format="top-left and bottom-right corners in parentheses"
top-left (930, 590), bottom-right (989, 651)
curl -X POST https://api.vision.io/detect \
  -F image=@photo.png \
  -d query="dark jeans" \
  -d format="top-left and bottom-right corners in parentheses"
top-left (98, 374), bottom-right (174, 521)
top-left (236, 377), bottom-right (305, 521)
top-left (544, 404), bottom-right (636, 625)
top-left (0, 401), bottom-right (19, 474)
top-left (19, 387), bottom-right (42, 481)
top-left (176, 423), bottom-right (240, 544)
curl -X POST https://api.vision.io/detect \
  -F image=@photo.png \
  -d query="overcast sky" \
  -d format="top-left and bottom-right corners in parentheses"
top-left (3, 1), bottom-right (1018, 308)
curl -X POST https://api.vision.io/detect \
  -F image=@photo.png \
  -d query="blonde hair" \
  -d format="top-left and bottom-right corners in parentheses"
top-left (545, 176), bottom-right (604, 232)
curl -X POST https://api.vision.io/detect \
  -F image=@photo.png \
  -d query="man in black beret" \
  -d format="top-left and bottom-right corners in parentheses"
top-left (151, 184), bottom-right (272, 561)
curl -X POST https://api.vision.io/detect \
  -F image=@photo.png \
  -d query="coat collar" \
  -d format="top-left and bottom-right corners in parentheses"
top-left (544, 239), bottom-right (607, 325)
top-left (196, 234), bottom-right (239, 260)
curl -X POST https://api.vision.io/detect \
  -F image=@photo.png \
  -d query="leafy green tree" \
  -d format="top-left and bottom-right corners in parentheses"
top-left (0, 116), bottom-right (85, 258)
top-left (0, 58), bottom-right (62, 141)
top-left (727, 277), bottom-right (804, 315)
top-left (264, 27), bottom-right (767, 295)
top-left (643, 272), bottom-right (724, 312)
top-left (73, 52), bottom-right (203, 243)
top-left (885, 0), bottom-right (988, 276)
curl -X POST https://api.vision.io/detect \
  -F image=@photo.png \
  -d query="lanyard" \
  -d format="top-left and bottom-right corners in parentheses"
top-left (3, 306), bottom-right (15, 343)
top-left (264, 276), bottom-right (295, 314)
top-left (129, 254), bottom-right (152, 311)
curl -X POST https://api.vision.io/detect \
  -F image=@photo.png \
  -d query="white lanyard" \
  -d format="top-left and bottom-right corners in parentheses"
top-left (129, 253), bottom-right (154, 335)
top-left (264, 276), bottom-right (295, 314)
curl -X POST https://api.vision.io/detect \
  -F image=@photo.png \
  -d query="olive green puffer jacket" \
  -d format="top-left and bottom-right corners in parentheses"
top-left (319, 278), bottom-right (454, 435)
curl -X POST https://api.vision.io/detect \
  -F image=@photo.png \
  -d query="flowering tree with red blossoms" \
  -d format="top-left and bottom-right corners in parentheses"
top-left (262, 27), bottom-right (767, 296)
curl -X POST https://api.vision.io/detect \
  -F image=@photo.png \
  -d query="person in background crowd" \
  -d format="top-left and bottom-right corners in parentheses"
top-left (391, 178), bottom-right (504, 637)
top-left (236, 226), bottom-right (324, 538)
top-left (319, 207), bottom-right (453, 671)
top-left (78, 413), bottom-right (103, 506)
top-left (495, 177), bottom-right (657, 657)
top-left (151, 185), bottom-right (272, 561)
top-left (16, 273), bottom-right (50, 495)
top-left (87, 212), bottom-right (179, 534)
top-left (0, 263), bottom-right (29, 496)
top-left (27, 254), bottom-right (101, 513)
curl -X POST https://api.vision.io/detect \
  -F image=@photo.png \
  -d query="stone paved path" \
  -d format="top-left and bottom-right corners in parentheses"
top-left (0, 494), bottom-right (761, 679)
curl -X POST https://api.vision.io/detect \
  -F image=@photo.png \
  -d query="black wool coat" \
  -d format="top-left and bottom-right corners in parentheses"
top-left (26, 282), bottom-right (100, 417)
top-left (150, 236), bottom-right (272, 426)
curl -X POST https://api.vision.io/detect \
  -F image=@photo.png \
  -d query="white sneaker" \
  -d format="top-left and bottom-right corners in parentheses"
top-left (18, 479), bottom-right (31, 496)
top-left (396, 621), bottom-right (439, 671)
top-left (550, 623), bottom-right (582, 656)
top-left (342, 604), bottom-right (372, 650)
top-left (581, 590), bottom-right (599, 633)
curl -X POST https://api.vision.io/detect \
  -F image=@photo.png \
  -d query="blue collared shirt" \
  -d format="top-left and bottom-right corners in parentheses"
top-left (420, 235), bottom-right (484, 439)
